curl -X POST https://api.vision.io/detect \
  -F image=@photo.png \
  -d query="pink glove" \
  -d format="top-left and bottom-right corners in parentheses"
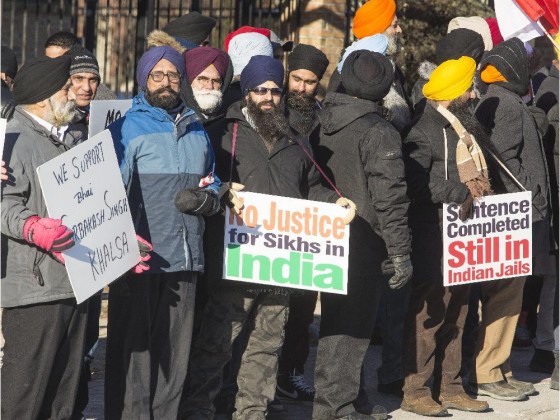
top-left (132, 235), bottom-right (153, 274)
top-left (23, 216), bottom-right (75, 263)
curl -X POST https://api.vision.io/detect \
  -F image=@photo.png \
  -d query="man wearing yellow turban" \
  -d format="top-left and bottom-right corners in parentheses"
top-left (401, 56), bottom-right (491, 416)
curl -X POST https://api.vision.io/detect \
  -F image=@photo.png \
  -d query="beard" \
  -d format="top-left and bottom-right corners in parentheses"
top-left (245, 96), bottom-right (291, 150)
top-left (47, 97), bottom-right (77, 127)
top-left (145, 86), bottom-right (181, 110)
top-left (285, 91), bottom-right (317, 135)
top-left (193, 88), bottom-right (223, 113)
top-left (386, 34), bottom-right (403, 56)
top-left (448, 99), bottom-right (492, 150)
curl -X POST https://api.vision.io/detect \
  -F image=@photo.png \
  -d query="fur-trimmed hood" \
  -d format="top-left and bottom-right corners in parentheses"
top-left (417, 60), bottom-right (437, 81)
top-left (146, 30), bottom-right (185, 53)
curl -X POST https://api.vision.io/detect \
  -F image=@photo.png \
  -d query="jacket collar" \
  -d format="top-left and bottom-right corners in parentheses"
top-left (319, 92), bottom-right (383, 134)
top-left (13, 106), bottom-right (70, 149)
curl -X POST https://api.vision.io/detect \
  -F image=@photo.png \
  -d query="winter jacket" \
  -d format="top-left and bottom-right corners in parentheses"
top-left (403, 102), bottom-right (472, 281)
top-left (1, 84), bottom-right (15, 120)
top-left (315, 92), bottom-right (411, 277)
top-left (475, 83), bottom-right (553, 256)
top-left (204, 100), bottom-right (338, 287)
top-left (534, 64), bottom-right (559, 115)
top-left (109, 92), bottom-right (219, 273)
top-left (1, 107), bottom-right (74, 307)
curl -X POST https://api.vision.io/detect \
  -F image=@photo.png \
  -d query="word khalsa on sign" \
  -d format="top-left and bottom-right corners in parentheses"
top-left (443, 192), bottom-right (532, 286)
top-left (223, 192), bottom-right (350, 295)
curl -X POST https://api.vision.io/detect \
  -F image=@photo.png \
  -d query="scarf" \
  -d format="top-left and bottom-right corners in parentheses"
top-left (436, 104), bottom-right (493, 198)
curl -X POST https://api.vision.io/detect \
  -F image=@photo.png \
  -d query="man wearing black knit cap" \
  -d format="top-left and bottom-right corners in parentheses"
top-left (183, 55), bottom-right (354, 420)
top-left (312, 50), bottom-right (412, 420)
top-left (1, 55), bottom-right (86, 419)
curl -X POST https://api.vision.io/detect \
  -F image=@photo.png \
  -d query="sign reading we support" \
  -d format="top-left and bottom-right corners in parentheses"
top-left (37, 129), bottom-right (139, 303)
top-left (443, 191), bottom-right (532, 286)
top-left (88, 99), bottom-right (132, 138)
top-left (224, 192), bottom-right (350, 294)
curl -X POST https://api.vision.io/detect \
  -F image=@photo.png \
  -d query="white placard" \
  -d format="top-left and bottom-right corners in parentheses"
top-left (224, 192), bottom-right (350, 294)
top-left (0, 117), bottom-right (7, 161)
top-left (443, 191), bottom-right (532, 286)
top-left (37, 129), bottom-right (139, 303)
top-left (88, 99), bottom-right (132, 138)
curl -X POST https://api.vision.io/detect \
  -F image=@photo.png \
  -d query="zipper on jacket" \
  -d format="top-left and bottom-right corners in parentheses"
top-left (33, 251), bottom-right (47, 286)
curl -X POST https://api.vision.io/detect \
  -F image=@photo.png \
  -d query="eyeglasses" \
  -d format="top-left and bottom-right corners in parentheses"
top-left (250, 87), bottom-right (283, 96)
top-left (149, 71), bottom-right (181, 83)
top-left (195, 76), bottom-right (222, 87)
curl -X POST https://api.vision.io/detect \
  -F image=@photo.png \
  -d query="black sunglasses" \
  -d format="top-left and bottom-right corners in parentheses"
top-left (250, 87), bottom-right (283, 96)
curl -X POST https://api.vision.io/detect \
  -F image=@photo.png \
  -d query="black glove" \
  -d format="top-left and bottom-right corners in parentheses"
top-left (175, 189), bottom-right (219, 216)
top-left (388, 254), bottom-right (413, 289)
top-left (459, 193), bottom-right (474, 222)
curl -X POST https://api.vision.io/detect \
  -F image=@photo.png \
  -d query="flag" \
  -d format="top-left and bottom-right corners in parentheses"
top-left (495, 0), bottom-right (544, 42)
top-left (515, 0), bottom-right (559, 34)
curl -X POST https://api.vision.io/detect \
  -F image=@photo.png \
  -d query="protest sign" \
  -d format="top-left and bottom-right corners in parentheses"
top-left (443, 191), bottom-right (532, 286)
top-left (0, 117), bottom-right (7, 161)
top-left (223, 192), bottom-right (350, 294)
top-left (88, 99), bottom-right (132, 138)
top-left (37, 129), bottom-right (139, 303)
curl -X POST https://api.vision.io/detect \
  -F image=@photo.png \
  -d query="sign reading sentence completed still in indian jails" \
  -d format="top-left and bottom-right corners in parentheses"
top-left (223, 192), bottom-right (350, 294)
top-left (36, 129), bottom-right (140, 303)
top-left (443, 191), bottom-right (532, 286)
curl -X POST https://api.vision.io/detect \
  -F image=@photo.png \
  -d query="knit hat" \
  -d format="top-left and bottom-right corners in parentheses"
top-left (224, 26), bottom-right (271, 52)
top-left (352, 0), bottom-right (396, 39)
top-left (13, 55), bottom-right (71, 105)
top-left (1, 45), bottom-right (18, 79)
top-left (479, 37), bottom-right (528, 96)
top-left (184, 46), bottom-right (229, 84)
top-left (240, 55), bottom-right (284, 94)
top-left (485, 18), bottom-right (504, 47)
top-left (435, 29), bottom-right (485, 65)
top-left (423, 56), bottom-right (476, 101)
top-left (228, 32), bottom-right (273, 76)
top-left (341, 50), bottom-right (393, 102)
top-left (337, 34), bottom-right (388, 72)
top-left (136, 46), bottom-right (184, 90)
top-left (163, 12), bottom-right (216, 46)
top-left (287, 44), bottom-right (329, 80)
top-left (448, 16), bottom-right (493, 51)
top-left (65, 45), bottom-right (100, 77)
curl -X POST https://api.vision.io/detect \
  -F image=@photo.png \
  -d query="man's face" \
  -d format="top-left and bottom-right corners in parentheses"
top-left (246, 80), bottom-right (282, 111)
top-left (288, 69), bottom-right (319, 97)
top-left (45, 80), bottom-right (77, 127)
top-left (145, 58), bottom-right (182, 110)
top-left (455, 88), bottom-right (476, 104)
top-left (384, 15), bottom-right (402, 37)
top-left (191, 64), bottom-right (222, 92)
top-left (384, 15), bottom-right (403, 55)
top-left (70, 72), bottom-right (100, 108)
top-left (45, 45), bottom-right (68, 58)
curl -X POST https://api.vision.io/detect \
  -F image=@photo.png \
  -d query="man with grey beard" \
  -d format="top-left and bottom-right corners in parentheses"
top-left (1, 55), bottom-right (86, 419)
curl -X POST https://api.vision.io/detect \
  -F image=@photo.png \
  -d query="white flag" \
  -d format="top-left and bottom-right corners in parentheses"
top-left (495, 0), bottom-right (544, 42)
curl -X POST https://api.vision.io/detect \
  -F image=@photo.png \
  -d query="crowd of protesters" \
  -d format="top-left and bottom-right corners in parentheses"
top-left (0, 0), bottom-right (558, 419)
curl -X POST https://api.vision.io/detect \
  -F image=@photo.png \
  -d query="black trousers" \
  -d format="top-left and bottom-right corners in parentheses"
top-left (1, 298), bottom-right (88, 420)
top-left (279, 291), bottom-right (318, 373)
top-left (105, 271), bottom-right (197, 420)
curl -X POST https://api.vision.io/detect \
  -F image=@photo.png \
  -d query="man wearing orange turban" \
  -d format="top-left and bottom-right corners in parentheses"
top-left (401, 56), bottom-right (491, 416)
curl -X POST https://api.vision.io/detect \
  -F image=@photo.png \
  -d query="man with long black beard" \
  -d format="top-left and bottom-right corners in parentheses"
top-left (1, 55), bottom-right (85, 419)
top-left (401, 56), bottom-right (491, 416)
top-left (182, 55), bottom-right (355, 420)
top-left (106, 46), bottom-right (220, 419)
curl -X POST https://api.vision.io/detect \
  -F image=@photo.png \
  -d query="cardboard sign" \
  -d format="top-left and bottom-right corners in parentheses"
top-left (37, 129), bottom-right (139, 303)
top-left (88, 99), bottom-right (132, 138)
top-left (443, 191), bottom-right (532, 286)
top-left (223, 192), bottom-right (350, 294)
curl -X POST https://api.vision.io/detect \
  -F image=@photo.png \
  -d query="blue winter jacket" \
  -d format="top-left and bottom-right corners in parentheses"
top-left (109, 92), bottom-right (220, 273)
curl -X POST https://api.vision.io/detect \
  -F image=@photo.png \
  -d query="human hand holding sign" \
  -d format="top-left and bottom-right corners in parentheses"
top-left (219, 182), bottom-right (245, 215)
top-left (335, 197), bottom-right (356, 224)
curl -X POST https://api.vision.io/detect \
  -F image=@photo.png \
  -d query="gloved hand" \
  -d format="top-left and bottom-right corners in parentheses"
top-left (335, 197), bottom-right (357, 224)
top-left (132, 235), bottom-right (153, 274)
top-left (23, 216), bottom-right (75, 263)
top-left (388, 254), bottom-right (413, 289)
top-left (219, 182), bottom-right (245, 215)
top-left (175, 189), bottom-right (219, 216)
top-left (459, 193), bottom-right (474, 222)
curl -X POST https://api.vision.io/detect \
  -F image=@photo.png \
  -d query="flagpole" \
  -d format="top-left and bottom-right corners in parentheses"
top-left (535, 20), bottom-right (560, 53)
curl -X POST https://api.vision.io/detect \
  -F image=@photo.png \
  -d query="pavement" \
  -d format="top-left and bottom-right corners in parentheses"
top-left (84, 299), bottom-right (559, 420)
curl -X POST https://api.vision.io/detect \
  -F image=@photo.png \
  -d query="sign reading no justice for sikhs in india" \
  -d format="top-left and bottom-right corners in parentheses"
top-left (37, 129), bottom-right (140, 304)
top-left (224, 192), bottom-right (350, 294)
top-left (443, 191), bottom-right (532, 287)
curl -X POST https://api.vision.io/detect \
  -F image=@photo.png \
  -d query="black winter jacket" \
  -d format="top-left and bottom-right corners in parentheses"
top-left (314, 92), bottom-right (411, 277)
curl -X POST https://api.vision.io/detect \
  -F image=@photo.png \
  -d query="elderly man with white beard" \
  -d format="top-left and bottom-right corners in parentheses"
top-left (1, 55), bottom-right (86, 419)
